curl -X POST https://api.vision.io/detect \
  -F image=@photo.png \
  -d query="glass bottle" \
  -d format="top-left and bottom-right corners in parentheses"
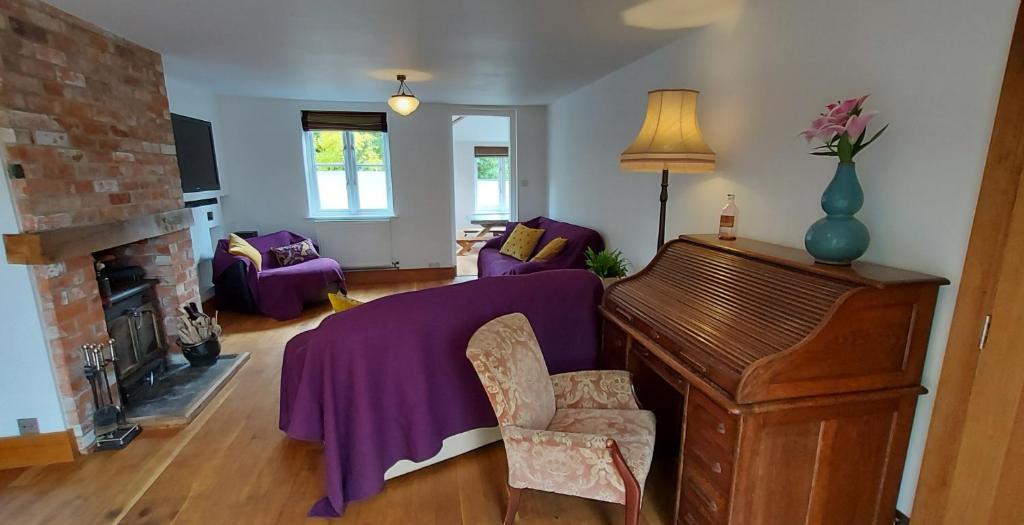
top-left (719, 194), bottom-right (738, 240)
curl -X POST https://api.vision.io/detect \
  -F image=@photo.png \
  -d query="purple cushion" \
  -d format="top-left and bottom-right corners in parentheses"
top-left (271, 239), bottom-right (320, 267)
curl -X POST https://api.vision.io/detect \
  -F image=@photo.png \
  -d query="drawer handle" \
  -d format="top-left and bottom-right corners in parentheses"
top-left (686, 477), bottom-right (719, 513)
top-left (717, 423), bottom-right (727, 434)
top-left (614, 308), bottom-right (634, 322)
top-left (688, 446), bottom-right (724, 476)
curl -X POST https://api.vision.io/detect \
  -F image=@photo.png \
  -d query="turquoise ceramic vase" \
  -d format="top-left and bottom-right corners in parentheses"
top-left (804, 161), bottom-right (870, 265)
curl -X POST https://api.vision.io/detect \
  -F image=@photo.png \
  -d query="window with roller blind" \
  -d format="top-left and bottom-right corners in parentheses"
top-left (301, 111), bottom-right (395, 219)
top-left (474, 146), bottom-right (510, 214)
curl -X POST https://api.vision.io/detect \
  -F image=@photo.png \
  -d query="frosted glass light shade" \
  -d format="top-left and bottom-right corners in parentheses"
top-left (620, 89), bottom-right (715, 173)
top-left (388, 94), bottom-right (419, 116)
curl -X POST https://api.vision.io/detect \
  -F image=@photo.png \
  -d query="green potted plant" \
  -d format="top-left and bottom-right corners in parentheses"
top-left (584, 247), bottom-right (629, 288)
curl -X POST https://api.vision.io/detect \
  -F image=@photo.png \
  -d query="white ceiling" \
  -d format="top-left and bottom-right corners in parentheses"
top-left (46, 0), bottom-right (701, 105)
top-left (452, 116), bottom-right (510, 143)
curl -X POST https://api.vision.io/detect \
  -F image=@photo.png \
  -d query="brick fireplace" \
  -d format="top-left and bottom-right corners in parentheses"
top-left (0, 0), bottom-right (198, 450)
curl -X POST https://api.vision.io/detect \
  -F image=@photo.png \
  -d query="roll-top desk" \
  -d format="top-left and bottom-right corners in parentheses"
top-left (600, 235), bottom-right (948, 525)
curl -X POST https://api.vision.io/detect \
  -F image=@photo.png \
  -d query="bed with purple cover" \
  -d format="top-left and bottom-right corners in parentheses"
top-left (212, 230), bottom-right (345, 320)
top-left (478, 216), bottom-right (605, 277)
top-left (279, 269), bottom-right (604, 517)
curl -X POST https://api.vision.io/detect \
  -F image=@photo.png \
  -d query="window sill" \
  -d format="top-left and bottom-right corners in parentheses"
top-left (307, 215), bottom-right (396, 222)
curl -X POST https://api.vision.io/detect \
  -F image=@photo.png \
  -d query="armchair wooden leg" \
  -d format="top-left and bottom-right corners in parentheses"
top-left (608, 439), bottom-right (642, 525)
top-left (504, 484), bottom-right (522, 525)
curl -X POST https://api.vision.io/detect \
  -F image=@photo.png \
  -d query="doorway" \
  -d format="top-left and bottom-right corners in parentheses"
top-left (450, 114), bottom-right (514, 276)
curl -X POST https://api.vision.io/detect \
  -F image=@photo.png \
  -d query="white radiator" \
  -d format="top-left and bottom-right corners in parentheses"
top-left (313, 220), bottom-right (395, 270)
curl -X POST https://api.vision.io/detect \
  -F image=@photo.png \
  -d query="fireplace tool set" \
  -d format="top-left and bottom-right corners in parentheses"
top-left (81, 340), bottom-right (141, 451)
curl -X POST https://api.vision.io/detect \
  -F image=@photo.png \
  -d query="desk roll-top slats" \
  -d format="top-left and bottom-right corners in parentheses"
top-left (607, 241), bottom-right (858, 386)
top-left (604, 235), bottom-right (949, 403)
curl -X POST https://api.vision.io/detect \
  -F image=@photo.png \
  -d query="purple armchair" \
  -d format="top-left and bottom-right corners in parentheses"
top-left (478, 216), bottom-right (604, 277)
top-left (212, 231), bottom-right (345, 320)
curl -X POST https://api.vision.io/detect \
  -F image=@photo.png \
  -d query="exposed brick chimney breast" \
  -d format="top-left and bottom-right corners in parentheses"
top-left (0, 0), bottom-right (198, 451)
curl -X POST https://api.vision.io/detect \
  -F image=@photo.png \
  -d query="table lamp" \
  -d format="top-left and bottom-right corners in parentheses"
top-left (620, 89), bottom-right (716, 248)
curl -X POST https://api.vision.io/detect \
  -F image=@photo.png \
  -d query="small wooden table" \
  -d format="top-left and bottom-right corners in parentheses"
top-left (469, 214), bottom-right (509, 237)
top-left (455, 233), bottom-right (489, 255)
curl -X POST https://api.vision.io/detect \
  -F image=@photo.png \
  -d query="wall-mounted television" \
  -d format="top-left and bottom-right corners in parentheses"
top-left (171, 113), bottom-right (220, 194)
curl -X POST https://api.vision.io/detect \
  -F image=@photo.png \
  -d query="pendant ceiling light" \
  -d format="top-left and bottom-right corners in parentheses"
top-left (387, 74), bottom-right (420, 116)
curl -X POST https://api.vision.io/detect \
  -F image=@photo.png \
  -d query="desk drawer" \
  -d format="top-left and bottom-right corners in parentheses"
top-left (684, 429), bottom-right (734, 494)
top-left (679, 462), bottom-right (730, 525)
top-left (632, 342), bottom-right (688, 394)
top-left (686, 389), bottom-right (738, 448)
top-left (601, 322), bottom-right (629, 370)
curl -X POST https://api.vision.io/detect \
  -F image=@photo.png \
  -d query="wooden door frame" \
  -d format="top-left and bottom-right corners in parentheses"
top-left (913, 2), bottom-right (1024, 521)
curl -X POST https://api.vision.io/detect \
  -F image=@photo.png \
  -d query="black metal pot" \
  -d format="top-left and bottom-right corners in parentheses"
top-left (179, 337), bottom-right (221, 367)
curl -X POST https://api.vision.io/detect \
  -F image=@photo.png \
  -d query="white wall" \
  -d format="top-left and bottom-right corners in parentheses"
top-left (452, 115), bottom-right (512, 143)
top-left (165, 75), bottom-right (226, 300)
top-left (166, 75), bottom-right (219, 127)
top-left (548, 0), bottom-right (1018, 514)
top-left (514, 106), bottom-right (548, 221)
top-left (0, 151), bottom-right (65, 437)
top-left (214, 95), bottom-right (546, 269)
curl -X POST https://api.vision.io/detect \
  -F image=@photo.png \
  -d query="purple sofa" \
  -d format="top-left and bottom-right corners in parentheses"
top-left (279, 269), bottom-right (603, 516)
top-left (212, 231), bottom-right (346, 320)
top-left (477, 216), bottom-right (604, 277)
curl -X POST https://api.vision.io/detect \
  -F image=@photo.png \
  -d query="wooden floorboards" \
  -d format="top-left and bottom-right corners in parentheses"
top-left (0, 279), bottom-right (672, 525)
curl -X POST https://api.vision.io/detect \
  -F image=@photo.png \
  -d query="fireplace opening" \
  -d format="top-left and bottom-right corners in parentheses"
top-left (89, 237), bottom-right (248, 431)
top-left (93, 251), bottom-right (168, 407)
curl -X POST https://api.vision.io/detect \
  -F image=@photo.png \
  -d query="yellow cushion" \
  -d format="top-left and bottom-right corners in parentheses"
top-left (228, 233), bottom-right (262, 271)
top-left (499, 224), bottom-right (545, 261)
top-left (328, 291), bottom-right (364, 313)
top-left (530, 237), bottom-right (568, 262)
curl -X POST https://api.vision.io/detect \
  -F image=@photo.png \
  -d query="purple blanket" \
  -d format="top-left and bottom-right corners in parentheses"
top-left (212, 231), bottom-right (345, 320)
top-left (279, 270), bottom-right (603, 517)
top-left (478, 216), bottom-right (605, 277)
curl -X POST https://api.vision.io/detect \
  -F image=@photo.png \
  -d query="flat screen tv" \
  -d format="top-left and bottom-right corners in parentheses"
top-left (171, 113), bottom-right (220, 193)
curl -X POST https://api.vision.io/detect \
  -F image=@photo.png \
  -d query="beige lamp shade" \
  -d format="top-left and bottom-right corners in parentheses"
top-left (620, 89), bottom-right (716, 173)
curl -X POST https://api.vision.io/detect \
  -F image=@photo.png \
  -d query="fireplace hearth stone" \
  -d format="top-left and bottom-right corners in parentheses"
top-left (124, 352), bottom-right (249, 427)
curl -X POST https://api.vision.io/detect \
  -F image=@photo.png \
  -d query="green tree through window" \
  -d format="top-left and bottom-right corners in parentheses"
top-left (476, 157), bottom-right (499, 180)
top-left (313, 131), bottom-right (344, 164)
top-left (353, 132), bottom-right (384, 165)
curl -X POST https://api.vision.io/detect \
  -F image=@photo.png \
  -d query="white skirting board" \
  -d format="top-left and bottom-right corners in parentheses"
top-left (383, 426), bottom-right (502, 480)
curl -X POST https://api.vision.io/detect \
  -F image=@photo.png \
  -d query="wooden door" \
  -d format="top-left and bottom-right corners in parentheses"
top-left (913, 2), bottom-right (1024, 523)
top-left (938, 187), bottom-right (1024, 523)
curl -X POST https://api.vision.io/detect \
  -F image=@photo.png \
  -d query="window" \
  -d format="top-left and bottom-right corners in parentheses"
top-left (474, 147), bottom-right (510, 214)
top-left (301, 111), bottom-right (394, 219)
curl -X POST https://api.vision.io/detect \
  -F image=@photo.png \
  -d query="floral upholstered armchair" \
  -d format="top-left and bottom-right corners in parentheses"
top-left (466, 313), bottom-right (656, 525)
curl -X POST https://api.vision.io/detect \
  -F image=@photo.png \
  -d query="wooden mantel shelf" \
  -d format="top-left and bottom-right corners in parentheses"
top-left (2, 209), bottom-right (194, 265)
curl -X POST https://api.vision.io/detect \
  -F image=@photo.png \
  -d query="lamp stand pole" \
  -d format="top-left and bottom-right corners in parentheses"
top-left (657, 169), bottom-right (669, 248)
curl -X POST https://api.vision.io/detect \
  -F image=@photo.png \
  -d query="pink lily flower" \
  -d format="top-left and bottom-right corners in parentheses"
top-left (845, 110), bottom-right (879, 140)
top-left (800, 93), bottom-right (886, 161)
top-left (829, 94), bottom-right (870, 119)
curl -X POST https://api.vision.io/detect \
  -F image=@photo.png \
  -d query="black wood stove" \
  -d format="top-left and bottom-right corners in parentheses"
top-left (101, 271), bottom-right (167, 403)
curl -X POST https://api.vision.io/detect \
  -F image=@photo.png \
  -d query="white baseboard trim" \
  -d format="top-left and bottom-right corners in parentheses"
top-left (384, 426), bottom-right (501, 480)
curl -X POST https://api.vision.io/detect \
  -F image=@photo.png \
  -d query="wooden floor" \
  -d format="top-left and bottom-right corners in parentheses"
top-left (0, 279), bottom-right (674, 525)
top-left (456, 246), bottom-right (479, 277)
